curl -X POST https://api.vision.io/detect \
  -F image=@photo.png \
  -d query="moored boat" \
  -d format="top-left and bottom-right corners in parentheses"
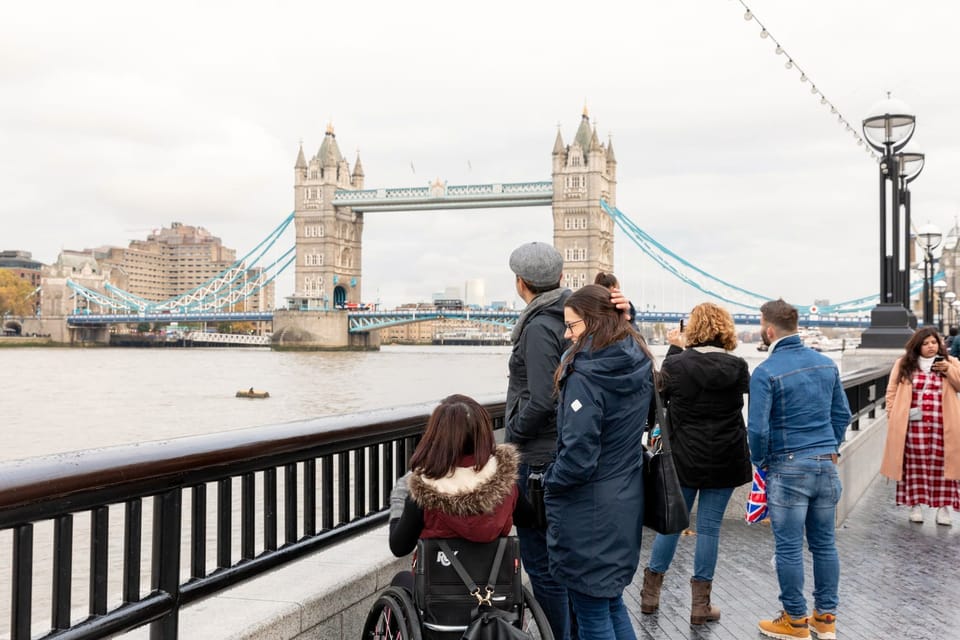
top-left (236, 389), bottom-right (270, 398)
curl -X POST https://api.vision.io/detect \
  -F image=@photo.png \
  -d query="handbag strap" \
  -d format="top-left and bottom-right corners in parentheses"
top-left (437, 538), bottom-right (508, 606)
top-left (652, 386), bottom-right (674, 453)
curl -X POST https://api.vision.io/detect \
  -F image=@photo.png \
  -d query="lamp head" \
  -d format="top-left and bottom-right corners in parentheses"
top-left (862, 94), bottom-right (916, 152)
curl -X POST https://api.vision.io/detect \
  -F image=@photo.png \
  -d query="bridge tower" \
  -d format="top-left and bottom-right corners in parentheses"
top-left (551, 108), bottom-right (616, 289)
top-left (290, 124), bottom-right (365, 310)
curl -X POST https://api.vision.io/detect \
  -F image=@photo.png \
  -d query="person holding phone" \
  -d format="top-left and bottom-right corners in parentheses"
top-left (882, 326), bottom-right (960, 525)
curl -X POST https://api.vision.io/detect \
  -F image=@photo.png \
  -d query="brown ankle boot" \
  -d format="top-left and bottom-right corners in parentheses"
top-left (690, 578), bottom-right (721, 624)
top-left (640, 568), bottom-right (665, 614)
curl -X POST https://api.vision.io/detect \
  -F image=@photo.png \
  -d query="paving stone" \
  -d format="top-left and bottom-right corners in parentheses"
top-left (625, 474), bottom-right (958, 638)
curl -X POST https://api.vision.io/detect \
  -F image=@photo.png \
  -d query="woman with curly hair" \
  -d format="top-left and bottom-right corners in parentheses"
top-left (639, 302), bottom-right (751, 625)
top-left (882, 326), bottom-right (960, 525)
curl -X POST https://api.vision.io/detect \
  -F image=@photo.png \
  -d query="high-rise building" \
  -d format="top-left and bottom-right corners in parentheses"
top-left (464, 278), bottom-right (486, 308)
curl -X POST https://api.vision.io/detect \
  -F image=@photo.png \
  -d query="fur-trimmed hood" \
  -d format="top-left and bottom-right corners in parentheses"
top-left (408, 443), bottom-right (519, 516)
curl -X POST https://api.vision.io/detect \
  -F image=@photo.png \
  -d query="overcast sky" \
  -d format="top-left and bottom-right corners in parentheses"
top-left (3, 1), bottom-right (959, 312)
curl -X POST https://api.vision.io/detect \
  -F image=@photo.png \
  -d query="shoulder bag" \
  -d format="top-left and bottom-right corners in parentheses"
top-left (436, 539), bottom-right (533, 640)
top-left (643, 388), bottom-right (690, 535)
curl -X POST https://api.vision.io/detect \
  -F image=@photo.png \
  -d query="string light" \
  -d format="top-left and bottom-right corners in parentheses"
top-left (734, 0), bottom-right (879, 162)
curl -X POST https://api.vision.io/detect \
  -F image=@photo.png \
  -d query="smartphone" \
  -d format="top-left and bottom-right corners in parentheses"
top-left (934, 355), bottom-right (945, 364)
top-left (680, 319), bottom-right (685, 332)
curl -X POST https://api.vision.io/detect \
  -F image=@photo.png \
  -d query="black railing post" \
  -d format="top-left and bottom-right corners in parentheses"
top-left (90, 506), bottom-right (109, 615)
top-left (12, 524), bottom-right (33, 640)
top-left (150, 489), bottom-right (182, 640)
top-left (52, 514), bottom-right (74, 629)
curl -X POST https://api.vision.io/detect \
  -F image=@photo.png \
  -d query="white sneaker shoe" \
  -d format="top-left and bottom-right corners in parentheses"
top-left (936, 507), bottom-right (953, 526)
top-left (909, 506), bottom-right (924, 523)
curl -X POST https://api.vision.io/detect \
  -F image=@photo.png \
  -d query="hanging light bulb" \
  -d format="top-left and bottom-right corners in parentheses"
top-left (785, 59), bottom-right (793, 69)
top-left (760, 29), bottom-right (768, 38)
top-left (821, 96), bottom-right (827, 105)
top-left (800, 74), bottom-right (807, 83)
top-left (775, 45), bottom-right (784, 55)
top-left (744, 9), bottom-right (753, 20)
top-left (831, 105), bottom-right (837, 114)
top-left (811, 85), bottom-right (818, 94)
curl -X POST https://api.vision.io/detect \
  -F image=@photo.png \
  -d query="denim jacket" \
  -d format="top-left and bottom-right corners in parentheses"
top-left (748, 334), bottom-right (851, 469)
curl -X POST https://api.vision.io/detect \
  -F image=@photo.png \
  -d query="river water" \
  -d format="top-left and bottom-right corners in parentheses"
top-left (0, 342), bottom-right (840, 463)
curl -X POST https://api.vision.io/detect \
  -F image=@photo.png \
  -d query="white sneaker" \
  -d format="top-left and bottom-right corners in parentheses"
top-left (909, 506), bottom-right (924, 523)
top-left (936, 507), bottom-right (953, 526)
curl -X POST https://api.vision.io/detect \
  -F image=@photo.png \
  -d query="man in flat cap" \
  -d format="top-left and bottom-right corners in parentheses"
top-left (506, 241), bottom-right (574, 640)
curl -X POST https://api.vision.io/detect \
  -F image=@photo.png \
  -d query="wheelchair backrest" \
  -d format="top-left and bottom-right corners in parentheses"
top-left (414, 537), bottom-right (523, 634)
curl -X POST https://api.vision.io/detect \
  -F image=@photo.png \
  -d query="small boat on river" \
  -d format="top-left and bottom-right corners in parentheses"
top-left (236, 389), bottom-right (270, 399)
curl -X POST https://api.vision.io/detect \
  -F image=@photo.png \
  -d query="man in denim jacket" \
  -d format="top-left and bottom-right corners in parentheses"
top-left (749, 299), bottom-right (851, 640)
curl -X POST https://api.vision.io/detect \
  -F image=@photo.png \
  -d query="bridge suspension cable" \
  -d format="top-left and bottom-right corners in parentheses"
top-left (67, 212), bottom-right (296, 314)
top-left (602, 200), bottom-right (941, 315)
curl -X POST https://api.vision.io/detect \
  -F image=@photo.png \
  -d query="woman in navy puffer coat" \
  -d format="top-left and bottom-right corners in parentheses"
top-left (544, 285), bottom-right (653, 640)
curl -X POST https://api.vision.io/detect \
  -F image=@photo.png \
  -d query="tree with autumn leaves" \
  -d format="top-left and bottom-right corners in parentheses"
top-left (0, 270), bottom-right (38, 316)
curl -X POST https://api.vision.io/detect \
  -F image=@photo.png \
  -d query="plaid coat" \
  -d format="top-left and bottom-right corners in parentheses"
top-left (882, 356), bottom-right (960, 481)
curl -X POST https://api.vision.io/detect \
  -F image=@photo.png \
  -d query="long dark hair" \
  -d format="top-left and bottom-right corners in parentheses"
top-left (898, 327), bottom-right (946, 383)
top-left (408, 394), bottom-right (496, 479)
top-left (553, 284), bottom-right (652, 389)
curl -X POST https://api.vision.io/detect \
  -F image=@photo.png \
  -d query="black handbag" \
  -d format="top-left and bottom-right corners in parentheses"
top-left (436, 539), bottom-right (533, 640)
top-left (643, 388), bottom-right (690, 535)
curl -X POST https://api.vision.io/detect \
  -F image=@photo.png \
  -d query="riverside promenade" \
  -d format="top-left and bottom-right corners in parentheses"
top-left (624, 473), bottom-right (959, 640)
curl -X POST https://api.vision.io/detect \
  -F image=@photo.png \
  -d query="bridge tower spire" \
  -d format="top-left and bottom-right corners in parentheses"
top-left (551, 108), bottom-right (616, 290)
top-left (290, 123), bottom-right (365, 310)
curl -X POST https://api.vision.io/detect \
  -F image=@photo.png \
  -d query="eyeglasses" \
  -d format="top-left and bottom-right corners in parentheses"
top-left (564, 319), bottom-right (584, 332)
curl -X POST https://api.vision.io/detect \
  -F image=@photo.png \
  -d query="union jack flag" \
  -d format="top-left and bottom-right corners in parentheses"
top-left (745, 467), bottom-right (768, 524)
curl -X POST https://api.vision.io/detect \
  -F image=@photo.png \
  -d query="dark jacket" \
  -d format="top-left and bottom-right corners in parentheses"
top-left (543, 336), bottom-right (652, 598)
top-left (661, 344), bottom-right (752, 489)
top-left (389, 444), bottom-right (521, 557)
top-left (505, 289), bottom-right (571, 465)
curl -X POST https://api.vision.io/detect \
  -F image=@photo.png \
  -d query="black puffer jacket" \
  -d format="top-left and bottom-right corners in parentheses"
top-left (661, 344), bottom-right (752, 489)
top-left (505, 289), bottom-right (571, 465)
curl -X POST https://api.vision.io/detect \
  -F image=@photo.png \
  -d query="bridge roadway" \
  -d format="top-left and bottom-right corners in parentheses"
top-left (107, 393), bottom-right (939, 640)
top-left (67, 310), bottom-right (870, 331)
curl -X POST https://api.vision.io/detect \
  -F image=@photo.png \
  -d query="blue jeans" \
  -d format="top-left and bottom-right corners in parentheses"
top-left (648, 485), bottom-right (734, 581)
top-left (568, 589), bottom-right (636, 640)
top-left (767, 454), bottom-right (841, 617)
top-left (517, 462), bottom-right (571, 640)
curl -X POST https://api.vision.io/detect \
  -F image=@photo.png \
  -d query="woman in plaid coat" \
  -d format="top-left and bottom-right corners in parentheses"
top-left (882, 327), bottom-right (960, 526)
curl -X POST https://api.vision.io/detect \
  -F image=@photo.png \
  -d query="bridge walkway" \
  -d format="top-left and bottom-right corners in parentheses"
top-left (623, 473), bottom-right (957, 640)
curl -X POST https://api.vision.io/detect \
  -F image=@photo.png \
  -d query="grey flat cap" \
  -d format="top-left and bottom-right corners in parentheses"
top-left (509, 242), bottom-right (563, 288)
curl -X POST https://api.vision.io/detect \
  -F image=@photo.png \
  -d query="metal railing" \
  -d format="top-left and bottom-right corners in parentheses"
top-left (0, 398), bottom-right (505, 640)
top-left (0, 365), bottom-right (889, 640)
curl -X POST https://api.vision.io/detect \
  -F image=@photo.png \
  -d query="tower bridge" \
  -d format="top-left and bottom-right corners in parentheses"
top-left (48, 108), bottom-right (882, 347)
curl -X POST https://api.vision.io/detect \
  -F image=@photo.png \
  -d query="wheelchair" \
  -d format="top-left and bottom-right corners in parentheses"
top-left (361, 536), bottom-right (554, 639)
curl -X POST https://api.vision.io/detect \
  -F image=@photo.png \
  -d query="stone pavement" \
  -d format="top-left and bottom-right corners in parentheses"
top-left (622, 474), bottom-right (959, 639)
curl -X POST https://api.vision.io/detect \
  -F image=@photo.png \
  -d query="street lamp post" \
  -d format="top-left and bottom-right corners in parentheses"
top-left (945, 290), bottom-right (957, 332)
top-left (918, 223), bottom-right (942, 327)
top-left (861, 94), bottom-right (918, 347)
top-left (952, 299), bottom-right (960, 329)
top-left (934, 280), bottom-right (948, 333)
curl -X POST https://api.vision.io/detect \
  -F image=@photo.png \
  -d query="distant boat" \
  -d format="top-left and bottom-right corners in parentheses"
top-left (236, 389), bottom-right (270, 399)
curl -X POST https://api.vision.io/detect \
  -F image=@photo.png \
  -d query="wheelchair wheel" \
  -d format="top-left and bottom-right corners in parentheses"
top-left (362, 587), bottom-right (422, 640)
top-left (518, 584), bottom-right (554, 640)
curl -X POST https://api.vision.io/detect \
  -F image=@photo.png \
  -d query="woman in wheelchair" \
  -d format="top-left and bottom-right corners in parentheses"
top-left (364, 394), bottom-right (549, 639)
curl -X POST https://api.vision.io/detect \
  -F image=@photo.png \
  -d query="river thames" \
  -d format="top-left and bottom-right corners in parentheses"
top-left (0, 342), bottom-right (842, 463)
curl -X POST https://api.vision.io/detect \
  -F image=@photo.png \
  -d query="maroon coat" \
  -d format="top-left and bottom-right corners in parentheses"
top-left (408, 444), bottom-right (519, 542)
